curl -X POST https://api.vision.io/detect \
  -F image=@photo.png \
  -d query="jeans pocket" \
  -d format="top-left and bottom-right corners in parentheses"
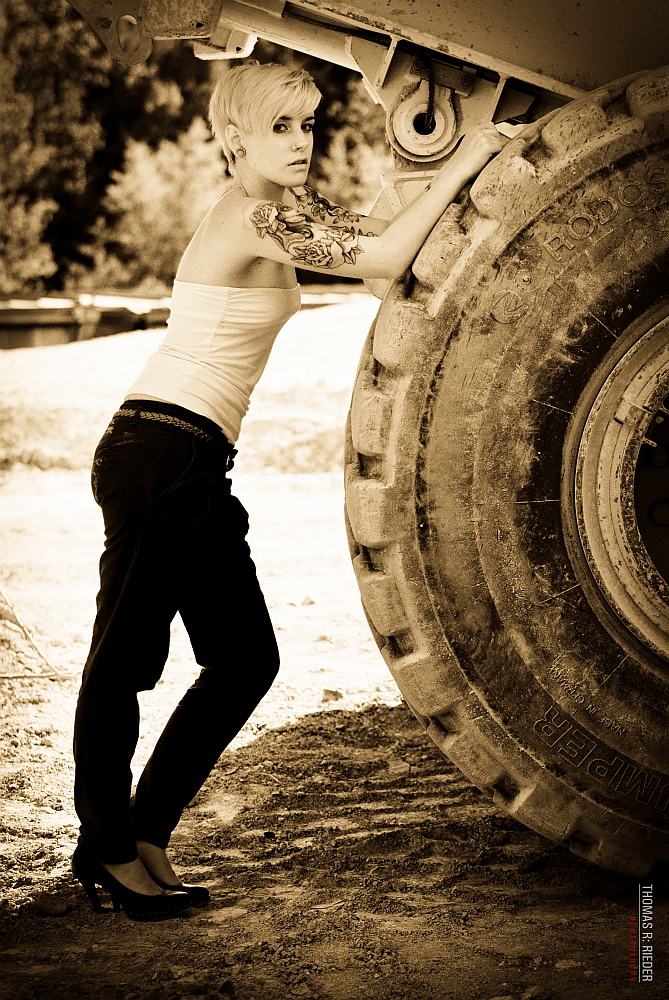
top-left (91, 456), bottom-right (103, 506)
top-left (151, 433), bottom-right (211, 523)
top-left (91, 442), bottom-right (120, 506)
top-left (90, 422), bottom-right (139, 505)
top-left (151, 433), bottom-right (197, 502)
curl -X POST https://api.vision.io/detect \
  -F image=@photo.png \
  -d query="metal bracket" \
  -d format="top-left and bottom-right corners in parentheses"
top-left (407, 57), bottom-right (475, 97)
top-left (68, 0), bottom-right (226, 63)
top-left (345, 36), bottom-right (398, 93)
top-left (192, 24), bottom-right (257, 58)
top-left (67, 0), bottom-right (152, 64)
top-left (144, 0), bottom-right (225, 38)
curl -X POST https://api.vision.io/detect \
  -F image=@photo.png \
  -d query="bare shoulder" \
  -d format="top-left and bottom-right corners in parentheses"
top-left (176, 189), bottom-right (267, 283)
top-left (206, 188), bottom-right (253, 232)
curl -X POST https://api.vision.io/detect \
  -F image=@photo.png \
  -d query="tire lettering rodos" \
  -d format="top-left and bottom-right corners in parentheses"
top-left (543, 234), bottom-right (575, 262)
top-left (618, 181), bottom-right (645, 207)
top-left (568, 212), bottom-right (597, 239)
top-left (645, 164), bottom-right (668, 196)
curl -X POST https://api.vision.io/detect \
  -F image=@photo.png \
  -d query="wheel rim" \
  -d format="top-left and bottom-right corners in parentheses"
top-left (569, 304), bottom-right (669, 662)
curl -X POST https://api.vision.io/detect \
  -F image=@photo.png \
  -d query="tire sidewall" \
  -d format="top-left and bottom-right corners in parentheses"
top-left (416, 143), bottom-right (669, 819)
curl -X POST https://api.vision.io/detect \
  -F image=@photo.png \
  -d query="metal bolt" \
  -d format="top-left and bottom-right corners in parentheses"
top-left (650, 500), bottom-right (669, 527)
top-left (412, 59), bottom-right (424, 72)
top-left (460, 73), bottom-right (474, 87)
top-left (656, 414), bottom-right (665, 423)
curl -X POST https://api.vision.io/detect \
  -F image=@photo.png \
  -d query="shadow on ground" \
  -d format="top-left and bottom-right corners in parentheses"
top-left (0, 703), bottom-right (665, 1000)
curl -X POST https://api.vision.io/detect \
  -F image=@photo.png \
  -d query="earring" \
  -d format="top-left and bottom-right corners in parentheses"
top-left (236, 147), bottom-right (246, 158)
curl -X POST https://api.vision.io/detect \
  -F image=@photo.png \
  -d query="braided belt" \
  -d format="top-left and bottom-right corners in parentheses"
top-left (117, 407), bottom-right (216, 442)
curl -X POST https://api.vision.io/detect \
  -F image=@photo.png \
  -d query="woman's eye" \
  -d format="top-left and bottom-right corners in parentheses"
top-left (273, 123), bottom-right (287, 132)
top-left (303, 123), bottom-right (314, 132)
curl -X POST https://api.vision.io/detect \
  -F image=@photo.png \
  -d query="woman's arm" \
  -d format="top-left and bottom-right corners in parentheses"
top-left (235, 125), bottom-right (505, 281)
top-left (285, 185), bottom-right (390, 236)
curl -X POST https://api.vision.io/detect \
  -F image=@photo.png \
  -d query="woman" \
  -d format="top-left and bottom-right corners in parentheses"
top-left (72, 60), bottom-right (504, 921)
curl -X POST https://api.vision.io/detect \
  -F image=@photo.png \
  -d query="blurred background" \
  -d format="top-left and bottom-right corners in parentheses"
top-left (0, 0), bottom-right (391, 299)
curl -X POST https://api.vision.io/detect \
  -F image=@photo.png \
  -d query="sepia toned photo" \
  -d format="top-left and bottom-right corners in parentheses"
top-left (0, 2), bottom-right (667, 998)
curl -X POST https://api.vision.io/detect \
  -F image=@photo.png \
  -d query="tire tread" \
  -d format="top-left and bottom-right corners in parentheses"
top-left (345, 65), bottom-right (669, 878)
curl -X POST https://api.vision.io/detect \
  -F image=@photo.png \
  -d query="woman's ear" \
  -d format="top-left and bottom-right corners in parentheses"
top-left (225, 123), bottom-right (241, 152)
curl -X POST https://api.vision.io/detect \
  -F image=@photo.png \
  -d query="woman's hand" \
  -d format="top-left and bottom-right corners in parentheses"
top-left (439, 123), bottom-right (507, 185)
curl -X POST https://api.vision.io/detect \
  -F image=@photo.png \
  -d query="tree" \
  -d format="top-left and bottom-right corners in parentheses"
top-left (0, 1), bottom-right (214, 294)
top-left (72, 118), bottom-right (228, 292)
top-left (0, 0), bottom-right (108, 293)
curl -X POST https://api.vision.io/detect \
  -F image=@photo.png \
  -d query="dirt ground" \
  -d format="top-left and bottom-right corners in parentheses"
top-left (1, 302), bottom-right (666, 999)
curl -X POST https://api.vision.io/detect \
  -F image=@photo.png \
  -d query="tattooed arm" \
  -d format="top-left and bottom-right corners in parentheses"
top-left (286, 185), bottom-right (390, 236)
top-left (241, 200), bottom-right (391, 279)
top-left (237, 128), bottom-right (504, 280)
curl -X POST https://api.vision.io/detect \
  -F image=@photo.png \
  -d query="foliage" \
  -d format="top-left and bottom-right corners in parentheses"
top-left (0, 0), bottom-right (108, 293)
top-left (70, 119), bottom-right (229, 292)
top-left (0, 7), bottom-right (390, 295)
top-left (310, 75), bottom-right (392, 214)
top-left (0, 1), bottom-right (212, 295)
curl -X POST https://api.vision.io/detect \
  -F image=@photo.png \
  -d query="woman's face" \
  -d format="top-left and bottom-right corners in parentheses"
top-left (234, 109), bottom-right (316, 194)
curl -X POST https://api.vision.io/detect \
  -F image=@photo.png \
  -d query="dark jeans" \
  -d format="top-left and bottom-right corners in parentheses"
top-left (73, 399), bottom-right (280, 864)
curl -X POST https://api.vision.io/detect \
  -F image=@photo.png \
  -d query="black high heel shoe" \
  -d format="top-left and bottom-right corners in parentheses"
top-left (144, 868), bottom-right (210, 907)
top-left (71, 845), bottom-right (192, 921)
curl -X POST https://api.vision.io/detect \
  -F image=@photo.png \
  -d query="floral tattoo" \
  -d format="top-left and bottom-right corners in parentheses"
top-left (250, 201), bottom-right (366, 269)
top-left (293, 185), bottom-right (362, 226)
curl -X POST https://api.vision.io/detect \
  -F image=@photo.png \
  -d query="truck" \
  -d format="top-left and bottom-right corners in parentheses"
top-left (67, 0), bottom-right (669, 879)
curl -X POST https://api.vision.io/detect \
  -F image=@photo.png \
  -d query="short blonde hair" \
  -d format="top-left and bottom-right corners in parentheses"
top-left (208, 61), bottom-right (322, 173)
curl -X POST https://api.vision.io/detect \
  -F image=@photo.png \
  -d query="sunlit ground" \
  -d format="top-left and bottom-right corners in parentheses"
top-left (0, 289), bottom-right (401, 800)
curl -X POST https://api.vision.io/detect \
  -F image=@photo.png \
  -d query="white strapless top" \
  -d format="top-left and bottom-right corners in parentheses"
top-left (125, 278), bottom-right (301, 443)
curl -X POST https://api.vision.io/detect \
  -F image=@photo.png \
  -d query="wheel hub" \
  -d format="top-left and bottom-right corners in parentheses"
top-left (572, 311), bottom-right (669, 660)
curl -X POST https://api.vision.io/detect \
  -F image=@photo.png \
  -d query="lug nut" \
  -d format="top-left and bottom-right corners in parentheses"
top-left (649, 499), bottom-right (669, 527)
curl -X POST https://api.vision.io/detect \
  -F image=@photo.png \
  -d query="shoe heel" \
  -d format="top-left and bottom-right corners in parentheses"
top-left (72, 845), bottom-right (104, 913)
top-left (80, 877), bottom-right (103, 913)
top-left (71, 843), bottom-right (191, 921)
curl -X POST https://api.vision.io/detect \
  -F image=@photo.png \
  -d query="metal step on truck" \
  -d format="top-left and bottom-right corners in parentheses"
top-left (68, 0), bottom-right (669, 880)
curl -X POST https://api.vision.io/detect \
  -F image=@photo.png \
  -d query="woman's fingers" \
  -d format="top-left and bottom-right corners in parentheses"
top-left (457, 123), bottom-right (507, 160)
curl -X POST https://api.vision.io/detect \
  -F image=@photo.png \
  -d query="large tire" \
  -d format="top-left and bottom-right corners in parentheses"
top-left (345, 66), bottom-right (669, 878)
